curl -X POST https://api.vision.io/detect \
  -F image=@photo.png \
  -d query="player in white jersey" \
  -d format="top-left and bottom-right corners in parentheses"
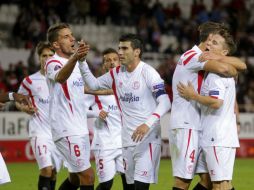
top-left (85, 48), bottom-right (130, 190)
top-left (16, 42), bottom-right (63, 190)
top-left (45, 23), bottom-right (94, 190)
top-left (79, 34), bottom-right (171, 190)
top-left (0, 87), bottom-right (32, 185)
top-left (177, 32), bottom-right (239, 190)
top-left (169, 22), bottom-right (246, 190)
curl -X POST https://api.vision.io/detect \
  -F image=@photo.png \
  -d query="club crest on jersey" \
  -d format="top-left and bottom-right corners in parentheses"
top-left (132, 81), bottom-right (140, 90)
top-left (37, 87), bottom-right (42, 92)
top-left (54, 65), bottom-right (62, 71)
top-left (118, 81), bottom-right (123, 88)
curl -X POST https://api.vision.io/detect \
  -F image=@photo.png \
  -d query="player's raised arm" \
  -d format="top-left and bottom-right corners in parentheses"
top-left (55, 41), bottom-right (89, 83)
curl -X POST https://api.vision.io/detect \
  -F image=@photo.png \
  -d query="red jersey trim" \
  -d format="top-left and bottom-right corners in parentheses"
top-left (61, 82), bottom-right (73, 114)
top-left (45, 60), bottom-right (63, 73)
top-left (183, 53), bottom-right (197, 65)
top-left (95, 95), bottom-right (103, 110)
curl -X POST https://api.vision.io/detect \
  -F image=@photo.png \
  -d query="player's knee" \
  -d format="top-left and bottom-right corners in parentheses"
top-left (51, 169), bottom-right (57, 181)
top-left (99, 179), bottom-right (113, 190)
top-left (78, 167), bottom-right (95, 185)
top-left (198, 173), bottom-right (211, 189)
top-left (40, 166), bottom-right (53, 177)
top-left (69, 173), bottom-right (80, 186)
top-left (212, 181), bottom-right (228, 190)
top-left (134, 180), bottom-right (150, 190)
top-left (174, 177), bottom-right (192, 189)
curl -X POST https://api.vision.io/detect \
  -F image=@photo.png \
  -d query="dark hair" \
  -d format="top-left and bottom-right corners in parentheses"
top-left (218, 29), bottom-right (237, 55)
top-left (198, 22), bottom-right (230, 42)
top-left (36, 41), bottom-right (54, 56)
top-left (102, 48), bottom-right (118, 56)
top-left (47, 23), bottom-right (70, 45)
top-left (119, 33), bottom-right (143, 57)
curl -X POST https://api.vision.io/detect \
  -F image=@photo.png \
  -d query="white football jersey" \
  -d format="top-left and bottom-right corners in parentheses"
top-left (85, 94), bottom-right (122, 150)
top-left (18, 72), bottom-right (52, 138)
top-left (81, 61), bottom-right (165, 147)
top-left (170, 45), bottom-right (206, 131)
top-left (199, 73), bottom-right (239, 147)
top-left (45, 54), bottom-right (88, 141)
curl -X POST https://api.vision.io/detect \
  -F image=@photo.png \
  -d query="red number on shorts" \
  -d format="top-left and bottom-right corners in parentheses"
top-left (37, 145), bottom-right (47, 156)
top-left (99, 159), bottom-right (103, 169)
top-left (189, 149), bottom-right (195, 163)
top-left (73, 145), bottom-right (80, 157)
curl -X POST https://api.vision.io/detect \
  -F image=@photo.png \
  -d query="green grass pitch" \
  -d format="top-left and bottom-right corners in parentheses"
top-left (1, 159), bottom-right (253, 189)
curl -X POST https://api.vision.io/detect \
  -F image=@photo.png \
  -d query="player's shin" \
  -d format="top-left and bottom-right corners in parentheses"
top-left (98, 179), bottom-right (113, 190)
top-left (121, 174), bottom-right (134, 190)
top-left (80, 185), bottom-right (94, 190)
top-left (58, 178), bottom-right (79, 190)
top-left (192, 183), bottom-right (208, 190)
top-left (38, 175), bottom-right (51, 190)
top-left (134, 180), bottom-right (150, 190)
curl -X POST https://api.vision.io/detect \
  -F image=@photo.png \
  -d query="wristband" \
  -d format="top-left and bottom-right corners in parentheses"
top-left (8, 92), bottom-right (14, 101)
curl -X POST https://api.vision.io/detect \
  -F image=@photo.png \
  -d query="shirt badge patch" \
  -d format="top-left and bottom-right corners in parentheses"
top-left (153, 83), bottom-right (165, 90)
top-left (209, 90), bottom-right (219, 96)
top-left (132, 81), bottom-right (140, 90)
top-left (119, 81), bottom-right (123, 88)
top-left (54, 65), bottom-right (62, 71)
top-left (37, 87), bottom-right (42, 91)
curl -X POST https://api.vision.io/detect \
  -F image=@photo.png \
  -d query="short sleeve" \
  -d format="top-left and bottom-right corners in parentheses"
top-left (183, 51), bottom-right (206, 72)
top-left (207, 74), bottom-right (226, 100)
top-left (45, 59), bottom-right (63, 81)
top-left (18, 78), bottom-right (31, 96)
top-left (143, 65), bottom-right (166, 98)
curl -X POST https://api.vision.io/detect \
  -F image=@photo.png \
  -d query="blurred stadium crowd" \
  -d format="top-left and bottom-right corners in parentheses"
top-left (0, 0), bottom-right (253, 112)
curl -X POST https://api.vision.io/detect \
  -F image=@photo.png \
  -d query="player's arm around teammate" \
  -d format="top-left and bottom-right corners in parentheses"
top-left (178, 32), bottom-right (239, 190)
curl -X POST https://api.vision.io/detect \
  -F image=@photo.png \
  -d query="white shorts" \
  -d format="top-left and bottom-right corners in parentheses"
top-left (122, 143), bottom-right (161, 184)
top-left (202, 146), bottom-right (236, 181)
top-left (169, 128), bottom-right (201, 179)
top-left (0, 153), bottom-right (11, 185)
top-left (55, 135), bottom-right (91, 173)
top-left (30, 137), bottom-right (63, 172)
top-left (93, 148), bottom-right (124, 183)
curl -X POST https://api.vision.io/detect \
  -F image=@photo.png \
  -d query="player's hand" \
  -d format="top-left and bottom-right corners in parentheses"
top-left (74, 40), bottom-right (90, 61)
top-left (199, 51), bottom-right (222, 62)
top-left (16, 101), bottom-right (37, 115)
top-left (22, 105), bottom-right (38, 115)
top-left (177, 81), bottom-right (196, 100)
top-left (131, 124), bottom-right (150, 142)
top-left (13, 93), bottom-right (33, 108)
top-left (99, 110), bottom-right (108, 120)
